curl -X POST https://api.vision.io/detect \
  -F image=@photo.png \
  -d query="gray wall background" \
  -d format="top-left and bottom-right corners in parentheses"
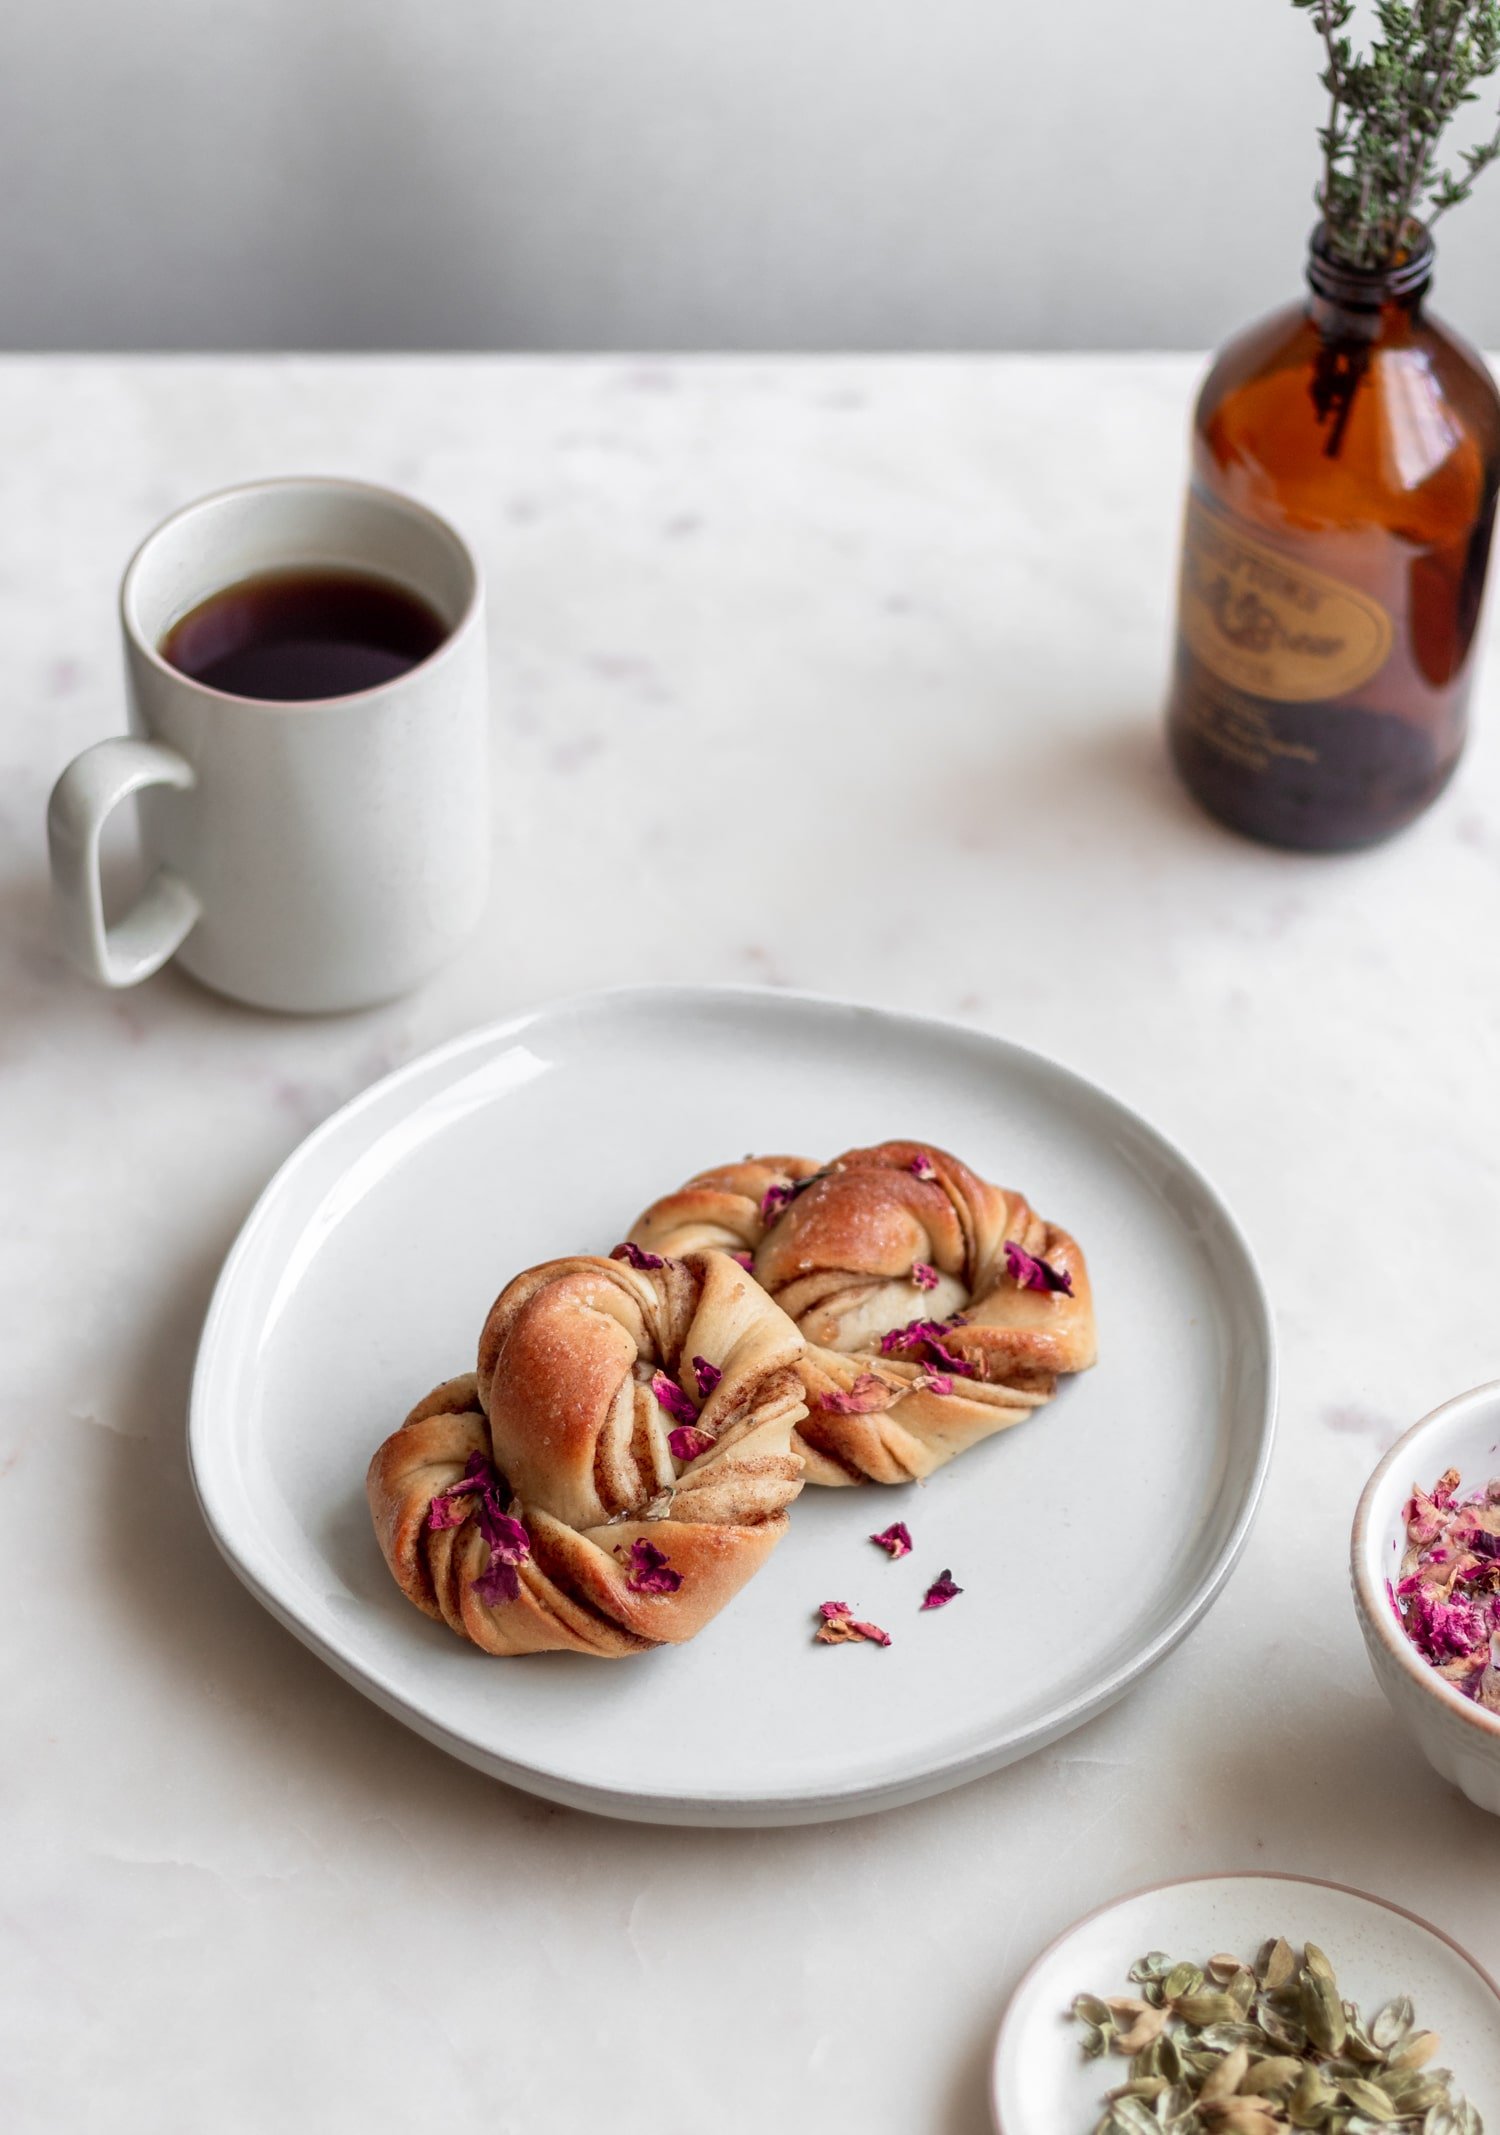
top-left (6, 0), bottom-right (1500, 352)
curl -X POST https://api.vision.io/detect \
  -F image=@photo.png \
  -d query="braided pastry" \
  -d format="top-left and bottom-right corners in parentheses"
top-left (628, 1140), bottom-right (1095, 1487)
top-left (366, 1250), bottom-right (807, 1657)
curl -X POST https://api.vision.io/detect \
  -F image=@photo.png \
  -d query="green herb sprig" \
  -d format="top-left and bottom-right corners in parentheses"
top-left (1293, 0), bottom-right (1500, 268)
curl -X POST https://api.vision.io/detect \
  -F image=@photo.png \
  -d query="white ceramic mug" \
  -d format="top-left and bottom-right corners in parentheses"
top-left (47, 476), bottom-right (489, 1014)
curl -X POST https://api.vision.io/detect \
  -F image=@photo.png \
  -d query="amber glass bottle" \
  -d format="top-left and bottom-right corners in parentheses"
top-left (1167, 228), bottom-right (1500, 850)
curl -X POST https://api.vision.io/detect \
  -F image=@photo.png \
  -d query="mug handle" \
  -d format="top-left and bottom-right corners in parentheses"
top-left (47, 738), bottom-right (202, 987)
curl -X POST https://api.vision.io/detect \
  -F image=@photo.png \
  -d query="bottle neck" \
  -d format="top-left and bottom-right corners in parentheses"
top-left (1305, 224), bottom-right (1433, 342)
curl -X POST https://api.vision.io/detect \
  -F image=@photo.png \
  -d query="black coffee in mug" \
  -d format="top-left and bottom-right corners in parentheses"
top-left (159, 567), bottom-right (449, 702)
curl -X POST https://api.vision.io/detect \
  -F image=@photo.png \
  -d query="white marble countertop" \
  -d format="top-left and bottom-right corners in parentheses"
top-left (5, 355), bottom-right (1500, 2134)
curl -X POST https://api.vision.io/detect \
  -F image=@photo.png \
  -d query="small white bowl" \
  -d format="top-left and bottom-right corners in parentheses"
top-left (1352, 1380), bottom-right (1500, 1815)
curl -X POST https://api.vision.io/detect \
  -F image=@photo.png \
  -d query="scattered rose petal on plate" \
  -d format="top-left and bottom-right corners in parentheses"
top-left (870, 1522), bottom-right (913, 1559)
top-left (921, 1569), bottom-right (963, 1610)
top-left (815, 1601), bottom-right (891, 1647)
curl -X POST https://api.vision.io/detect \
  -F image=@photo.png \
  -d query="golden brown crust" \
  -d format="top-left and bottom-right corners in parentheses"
top-left (627, 1156), bottom-right (824, 1262)
top-left (365, 1252), bottom-right (807, 1658)
top-left (627, 1140), bottom-right (1096, 1484)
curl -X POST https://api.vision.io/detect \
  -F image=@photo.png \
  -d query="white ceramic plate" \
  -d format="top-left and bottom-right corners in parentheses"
top-left (992, 1872), bottom-right (1500, 2131)
top-left (189, 985), bottom-right (1276, 1826)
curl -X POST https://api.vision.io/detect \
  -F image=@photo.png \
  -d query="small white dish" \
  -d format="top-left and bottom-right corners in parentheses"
top-left (992, 1871), bottom-right (1500, 2131)
top-left (189, 984), bottom-right (1276, 1826)
top-left (1352, 1381), bottom-right (1500, 1816)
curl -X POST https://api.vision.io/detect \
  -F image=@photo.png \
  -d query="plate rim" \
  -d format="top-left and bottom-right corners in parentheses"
top-left (989, 1867), bottom-right (1500, 2132)
top-left (188, 980), bottom-right (1280, 1824)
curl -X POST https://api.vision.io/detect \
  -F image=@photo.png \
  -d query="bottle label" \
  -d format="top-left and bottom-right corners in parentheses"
top-left (1178, 493), bottom-right (1393, 702)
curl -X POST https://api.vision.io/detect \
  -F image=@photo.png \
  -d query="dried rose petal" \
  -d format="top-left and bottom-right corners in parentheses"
top-left (427, 1450), bottom-right (494, 1521)
top-left (621, 1538), bottom-right (683, 1595)
top-left (759, 1170), bottom-right (829, 1225)
top-left (691, 1355), bottom-right (722, 1400)
top-left (426, 1490), bottom-right (470, 1533)
top-left (668, 1423), bottom-right (716, 1463)
top-left (429, 1456), bottom-right (533, 1603)
top-left (1004, 1240), bottom-right (1073, 1296)
top-left (650, 1371), bottom-right (700, 1428)
top-left (814, 1601), bottom-right (891, 1647)
top-left (730, 1250), bottom-right (754, 1272)
top-left (911, 1261), bottom-right (939, 1292)
top-left (1396, 1467), bottom-right (1500, 1700)
top-left (878, 1317), bottom-right (976, 1377)
top-left (913, 1372), bottom-right (954, 1397)
top-left (870, 1522), bottom-right (913, 1559)
top-left (908, 1153), bottom-right (936, 1180)
top-left (817, 1372), bottom-right (893, 1415)
top-left (1482, 1635), bottom-right (1500, 1713)
top-left (920, 1569), bottom-right (963, 1610)
top-left (611, 1240), bottom-right (666, 1270)
top-left (472, 1511), bottom-right (531, 1605)
top-left (1400, 1582), bottom-right (1489, 1662)
top-left (846, 1618), bottom-right (891, 1647)
top-left (427, 1453), bottom-right (532, 1607)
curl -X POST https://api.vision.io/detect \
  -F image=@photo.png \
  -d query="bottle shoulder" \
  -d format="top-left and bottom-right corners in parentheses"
top-left (1192, 299), bottom-right (1500, 538)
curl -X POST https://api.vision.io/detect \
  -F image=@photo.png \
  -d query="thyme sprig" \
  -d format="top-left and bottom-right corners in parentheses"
top-left (1293, 0), bottom-right (1500, 267)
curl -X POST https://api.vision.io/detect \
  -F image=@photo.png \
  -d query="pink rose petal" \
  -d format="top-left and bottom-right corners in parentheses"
top-left (1391, 1471), bottom-right (1500, 1701)
top-left (909, 1154), bottom-right (936, 1180)
top-left (691, 1355), bottom-right (722, 1400)
top-left (611, 1240), bottom-right (665, 1270)
top-left (1004, 1240), bottom-right (1073, 1296)
top-left (920, 1569), bottom-right (963, 1610)
top-left (817, 1372), bottom-right (893, 1415)
top-left (668, 1424), bottom-right (716, 1463)
top-left (429, 1455), bottom-right (533, 1604)
top-left (621, 1538), bottom-right (683, 1595)
top-left (870, 1522), bottom-right (913, 1560)
top-left (426, 1455), bottom-right (532, 1601)
top-left (878, 1317), bottom-right (976, 1377)
top-left (650, 1371), bottom-right (700, 1428)
top-left (426, 1491), bottom-right (470, 1533)
top-left (911, 1262), bottom-right (939, 1292)
top-left (814, 1601), bottom-right (891, 1647)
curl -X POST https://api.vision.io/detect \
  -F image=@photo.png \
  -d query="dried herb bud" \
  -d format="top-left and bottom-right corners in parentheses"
top-left (1389, 2029), bottom-right (1440, 2071)
top-left (1300, 1966), bottom-right (1348, 2056)
top-left (1239, 2055), bottom-right (1304, 2097)
top-left (1071, 1940), bottom-right (1476, 2135)
top-left (1163, 1961), bottom-right (1205, 2001)
top-left (1258, 1937), bottom-right (1298, 1992)
top-left (1103, 1998), bottom-right (1169, 2055)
